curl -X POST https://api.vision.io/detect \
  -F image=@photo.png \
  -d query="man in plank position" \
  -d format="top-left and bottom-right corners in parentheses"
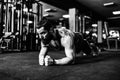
top-left (36, 17), bottom-right (94, 66)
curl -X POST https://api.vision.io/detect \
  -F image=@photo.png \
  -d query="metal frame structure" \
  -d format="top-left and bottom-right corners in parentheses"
top-left (0, 0), bottom-right (42, 51)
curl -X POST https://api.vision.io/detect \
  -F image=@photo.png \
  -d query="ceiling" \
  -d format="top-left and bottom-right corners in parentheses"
top-left (39, 0), bottom-right (120, 27)
top-left (76, 0), bottom-right (120, 18)
top-left (40, 1), bottom-right (67, 20)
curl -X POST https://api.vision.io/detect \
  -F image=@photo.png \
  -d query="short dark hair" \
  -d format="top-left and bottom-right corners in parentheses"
top-left (37, 17), bottom-right (52, 31)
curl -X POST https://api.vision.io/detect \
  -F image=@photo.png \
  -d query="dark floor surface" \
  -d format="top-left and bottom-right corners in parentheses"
top-left (0, 50), bottom-right (120, 80)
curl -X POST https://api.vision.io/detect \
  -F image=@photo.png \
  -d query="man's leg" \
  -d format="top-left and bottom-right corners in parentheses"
top-left (81, 40), bottom-right (92, 56)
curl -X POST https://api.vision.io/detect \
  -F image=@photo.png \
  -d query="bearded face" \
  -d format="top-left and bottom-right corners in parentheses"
top-left (36, 27), bottom-right (48, 39)
top-left (36, 17), bottom-right (52, 39)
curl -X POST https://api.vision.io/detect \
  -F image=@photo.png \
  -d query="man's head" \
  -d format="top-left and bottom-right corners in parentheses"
top-left (36, 17), bottom-right (52, 39)
top-left (36, 17), bottom-right (52, 31)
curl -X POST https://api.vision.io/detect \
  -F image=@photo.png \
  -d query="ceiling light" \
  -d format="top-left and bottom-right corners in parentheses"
top-left (44, 9), bottom-right (51, 12)
top-left (43, 14), bottom-right (49, 17)
top-left (62, 14), bottom-right (70, 18)
top-left (103, 2), bottom-right (114, 7)
top-left (43, 14), bottom-right (53, 17)
top-left (108, 16), bottom-right (120, 19)
top-left (27, 21), bottom-right (33, 24)
top-left (84, 16), bottom-right (91, 19)
top-left (44, 8), bottom-right (57, 12)
top-left (92, 24), bottom-right (97, 27)
top-left (113, 11), bottom-right (120, 15)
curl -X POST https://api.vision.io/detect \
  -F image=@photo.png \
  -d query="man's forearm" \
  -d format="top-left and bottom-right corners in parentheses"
top-left (54, 57), bottom-right (74, 65)
top-left (39, 47), bottom-right (48, 65)
top-left (39, 47), bottom-right (48, 56)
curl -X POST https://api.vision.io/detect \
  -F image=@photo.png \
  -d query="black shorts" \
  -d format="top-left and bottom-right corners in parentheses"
top-left (74, 33), bottom-right (91, 54)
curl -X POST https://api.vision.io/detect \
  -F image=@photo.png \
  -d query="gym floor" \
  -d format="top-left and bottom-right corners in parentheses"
top-left (0, 50), bottom-right (120, 80)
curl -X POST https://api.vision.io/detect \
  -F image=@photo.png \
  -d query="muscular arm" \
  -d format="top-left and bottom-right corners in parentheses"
top-left (54, 49), bottom-right (74, 65)
top-left (39, 41), bottom-right (48, 65)
top-left (54, 36), bottom-right (75, 65)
